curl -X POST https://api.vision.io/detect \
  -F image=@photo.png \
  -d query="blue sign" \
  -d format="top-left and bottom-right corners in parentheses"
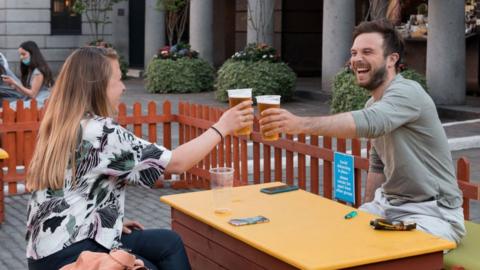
top-left (334, 152), bottom-right (355, 204)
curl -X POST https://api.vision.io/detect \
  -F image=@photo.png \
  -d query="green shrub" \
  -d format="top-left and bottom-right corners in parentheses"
top-left (330, 68), bottom-right (428, 114)
top-left (215, 59), bottom-right (296, 102)
top-left (330, 69), bottom-right (370, 114)
top-left (400, 69), bottom-right (428, 91)
top-left (119, 55), bottom-right (129, 80)
top-left (146, 57), bottom-right (214, 93)
top-left (215, 43), bottom-right (296, 102)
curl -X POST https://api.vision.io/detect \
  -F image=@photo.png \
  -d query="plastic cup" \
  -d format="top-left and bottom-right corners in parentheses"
top-left (209, 167), bottom-right (234, 214)
top-left (256, 95), bottom-right (281, 141)
top-left (227, 88), bottom-right (252, 136)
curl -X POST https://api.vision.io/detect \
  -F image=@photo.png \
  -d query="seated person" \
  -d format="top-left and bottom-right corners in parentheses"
top-left (25, 47), bottom-right (254, 270)
top-left (0, 52), bottom-right (24, 104)
top-left (259, 20), bottom-right (465, 245)
top-left (1, 41), bottom-right (54, 109)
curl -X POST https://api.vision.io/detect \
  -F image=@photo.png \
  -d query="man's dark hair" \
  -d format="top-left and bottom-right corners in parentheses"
top-left (352, 19), bottom-right (404, 70)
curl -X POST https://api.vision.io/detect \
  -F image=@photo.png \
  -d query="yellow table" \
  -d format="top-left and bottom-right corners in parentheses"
top-left (0, 148), bottom-right (8, 159)
top-left (0, 148), bottom-right (7, 224)
top-left (161, 182), bottom-right (455, 270)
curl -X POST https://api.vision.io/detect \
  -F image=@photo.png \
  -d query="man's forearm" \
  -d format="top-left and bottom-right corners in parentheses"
top-left (364, 172), bottom-right (386, 203)
top-left (302, 112), bottom-right (357, 138)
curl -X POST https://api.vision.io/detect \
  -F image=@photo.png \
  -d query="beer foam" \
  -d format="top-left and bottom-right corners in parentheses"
top-left (256, 95), bottom-right (281, 104)
top-left (227, 88), bottom-right (252, 98)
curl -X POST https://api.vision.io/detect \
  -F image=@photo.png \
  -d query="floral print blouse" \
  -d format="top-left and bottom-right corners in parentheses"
top-left (26, 116), bottom-right (171, 259)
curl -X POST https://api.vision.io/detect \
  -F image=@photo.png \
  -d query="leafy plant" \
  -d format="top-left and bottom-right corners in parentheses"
top-left (156, 0), bottom-right (189, 46)
top-left (215, 59), bottom-right (296, 102)
top-left (400, 68), bottom-right (428, 91)
top-left (417, 3), bottom-right (428, 15)
top-left (330, 69), bottom-right (370, 114)
top-left (73, 0), bottom-right (125, 41)
top-left (146, 57), bottom-right (214, 93)
top-left (330, 68), bottom-right (428, 114)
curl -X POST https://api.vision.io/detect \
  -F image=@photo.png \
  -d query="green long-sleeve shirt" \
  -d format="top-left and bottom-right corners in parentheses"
top-left (351, 74), bottom-right (462, 208)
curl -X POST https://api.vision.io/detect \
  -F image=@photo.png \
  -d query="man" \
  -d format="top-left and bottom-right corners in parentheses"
top-left (259, 20), bottom-right (465, 244)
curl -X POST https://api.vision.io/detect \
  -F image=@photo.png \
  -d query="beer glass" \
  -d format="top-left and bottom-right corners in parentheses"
top-left (227, 88), bottom-right (252, 136)
top-left (256, 95), bottom-right (281, 141)
top-left (210, 167), bottom-right (234, 214)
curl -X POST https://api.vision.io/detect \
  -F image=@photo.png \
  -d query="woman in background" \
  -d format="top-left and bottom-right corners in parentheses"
top-left (1, 41), bottom-right (53, 108)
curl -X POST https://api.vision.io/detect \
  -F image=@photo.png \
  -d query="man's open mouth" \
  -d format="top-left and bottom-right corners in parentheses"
top-left (353, 62), bottom-right (370, 74)
top-left (356, 67), bottom-right (370, 74)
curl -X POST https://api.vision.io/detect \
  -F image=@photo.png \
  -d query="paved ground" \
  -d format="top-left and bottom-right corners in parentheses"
top-left (1, 78), bottom-right (479, 269)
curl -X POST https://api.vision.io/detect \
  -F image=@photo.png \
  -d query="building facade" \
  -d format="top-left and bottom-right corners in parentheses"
top-left (0, 0), bottom-right (119, 72)
top-left (1, 0), bottom-right (478, 105)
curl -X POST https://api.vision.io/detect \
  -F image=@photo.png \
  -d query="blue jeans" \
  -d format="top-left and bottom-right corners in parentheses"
top-left (27, 229), bottom-right (191, 270)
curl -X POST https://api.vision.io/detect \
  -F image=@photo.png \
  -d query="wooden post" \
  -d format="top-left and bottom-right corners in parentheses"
top-left (286, 134), bottom-right (294, 186)
top-left (310, 135), bottom-right (319, 195)
top-left (298, 134), bottom-right (306, 189)
top-left (323, 136), bottom-right (333, 199)
top-left (457, 158), bottom-right (471, 219)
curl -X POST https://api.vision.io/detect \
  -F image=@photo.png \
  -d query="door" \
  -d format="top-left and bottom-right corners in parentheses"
top-left (281, 0), bottom-right (323, 76)
top-left (129, 0), bottom-right (146, 68)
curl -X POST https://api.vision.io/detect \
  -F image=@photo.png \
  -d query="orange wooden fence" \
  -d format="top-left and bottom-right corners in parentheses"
top-left (0, 99), bottom-right (477, 224)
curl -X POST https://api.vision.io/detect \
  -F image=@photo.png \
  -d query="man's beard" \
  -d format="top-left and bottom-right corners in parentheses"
top-left (356, 64), bottom-right (387, 91)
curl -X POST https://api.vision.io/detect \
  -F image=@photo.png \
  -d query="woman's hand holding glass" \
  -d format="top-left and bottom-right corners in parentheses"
top-left (213, 100), bottom-right (254, 138)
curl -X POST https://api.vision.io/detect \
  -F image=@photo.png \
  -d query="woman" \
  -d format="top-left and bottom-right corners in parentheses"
top-left (1, 41), bottom-right (54, 108)
top-left (25, 47), bottom-right (253, 270)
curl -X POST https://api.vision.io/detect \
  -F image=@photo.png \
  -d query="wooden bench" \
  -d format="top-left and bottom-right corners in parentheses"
top-left (443, 157), bottom-right (480, 270)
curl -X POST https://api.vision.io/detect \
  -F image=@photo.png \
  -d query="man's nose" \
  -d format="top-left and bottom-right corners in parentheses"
top-left (350, 54), bottom-right (363, 62)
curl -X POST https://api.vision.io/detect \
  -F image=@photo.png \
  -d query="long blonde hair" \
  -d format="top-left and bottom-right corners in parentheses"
top-left (26, 47), bottom-right (119, 191)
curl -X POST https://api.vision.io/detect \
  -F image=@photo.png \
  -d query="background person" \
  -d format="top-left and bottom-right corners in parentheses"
top-left (0, 51), bottom-right (23, 103)
top-left (259, 19), bottom-right (465, 245)
top-left (25, 47), bottom-right (254, 270)
top-left (1, 41), bottom-right (53, 108)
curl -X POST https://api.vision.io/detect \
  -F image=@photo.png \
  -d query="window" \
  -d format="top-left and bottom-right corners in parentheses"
top-left (51, 0), bottom-right (82, 35)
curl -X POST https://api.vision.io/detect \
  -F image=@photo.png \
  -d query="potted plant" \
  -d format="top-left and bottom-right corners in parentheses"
top-left (145, 42), bottom-right (214, 93)
top-left (215, 43), bottom-right (296, 102)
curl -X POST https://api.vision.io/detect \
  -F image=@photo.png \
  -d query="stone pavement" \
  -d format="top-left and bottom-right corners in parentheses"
top-left (0, 187), bottom-right (195, 270)
top-left (0, 78), bottom-right (479, 269)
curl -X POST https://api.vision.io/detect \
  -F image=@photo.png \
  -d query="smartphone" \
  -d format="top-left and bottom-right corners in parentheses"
top-left (260, 184), bottom-right (299, 194)
top-left (229, 215), bottom-right (269, 226)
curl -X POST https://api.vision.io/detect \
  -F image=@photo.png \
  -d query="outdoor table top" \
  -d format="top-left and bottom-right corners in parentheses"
top-left (161, 182), bottom-right (455, 270)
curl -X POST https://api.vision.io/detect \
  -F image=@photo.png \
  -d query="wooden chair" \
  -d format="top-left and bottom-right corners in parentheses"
top-left (443, 157), bottom-right (480, 270)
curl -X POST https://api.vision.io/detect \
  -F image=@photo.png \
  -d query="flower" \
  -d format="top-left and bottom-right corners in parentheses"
top-left (230, 43), bottom-right (280, 63)
top-left (155, 42), bottom-right (198, 60)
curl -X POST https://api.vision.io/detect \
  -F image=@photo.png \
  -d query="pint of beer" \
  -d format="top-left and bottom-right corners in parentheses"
top-left (227, 88), bottom-right (253, 136)
top-left (256, 95), bottom-right (281, 141)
